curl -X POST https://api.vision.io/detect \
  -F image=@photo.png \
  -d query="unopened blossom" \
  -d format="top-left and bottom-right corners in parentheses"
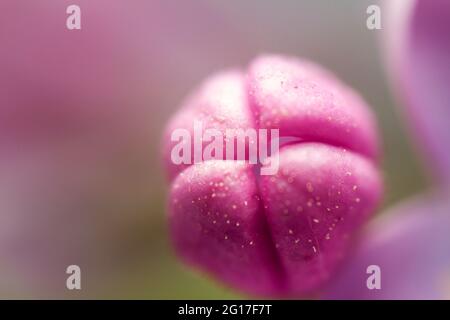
top-left (163, 55), bottom-right (383, 296)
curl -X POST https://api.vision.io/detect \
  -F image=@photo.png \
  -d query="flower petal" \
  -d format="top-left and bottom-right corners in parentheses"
top-left (324, 190), bottom-right (450, 299)
top-left (384, 0), bottom-right (450, 184)
top-left (260, 143), bottom-right (382, 293)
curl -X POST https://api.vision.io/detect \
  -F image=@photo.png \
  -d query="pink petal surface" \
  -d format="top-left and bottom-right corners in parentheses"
top-left (383, 0), bottom-right (450, 185)
top-left (248, 56), bottom-right (380, 159)
top-left (170, 161), bottom-right (283, 296)
top-left (324, 189), bottom-right (450, 299)
top-left (163, 54), bottom-right (382, 296)
top-left (162, 71), bottom-right (253, 180)
top-left (260, 143), bottom-right (381, 293)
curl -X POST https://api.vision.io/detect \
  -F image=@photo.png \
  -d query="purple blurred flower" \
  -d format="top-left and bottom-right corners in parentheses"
top-left (383, 0), bottom-right (450, 185)
top-left (323, 0), bottom-right (450, 299)
top-left (324, 189), bottom-right (450, 299)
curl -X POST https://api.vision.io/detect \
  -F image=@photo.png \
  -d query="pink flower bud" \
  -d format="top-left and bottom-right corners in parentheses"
top-left (163, 55), bottom-right (383, 296)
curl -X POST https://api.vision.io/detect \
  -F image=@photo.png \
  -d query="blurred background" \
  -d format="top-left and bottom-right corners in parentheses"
top-left (0, 0), bottom-right (429, 298)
